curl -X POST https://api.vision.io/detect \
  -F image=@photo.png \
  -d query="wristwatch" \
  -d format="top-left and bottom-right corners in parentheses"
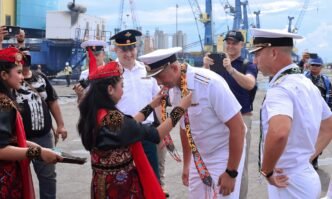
top-left (225, 168), bottom-right (238, 178)
top-left (260, 170), bottom-right (274, 178)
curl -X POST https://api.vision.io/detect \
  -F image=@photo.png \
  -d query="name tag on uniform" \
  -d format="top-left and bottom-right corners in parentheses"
top-left (191, 103), bottom-right (199, 107)
top-left (141, 77), bottom-right (151, 79)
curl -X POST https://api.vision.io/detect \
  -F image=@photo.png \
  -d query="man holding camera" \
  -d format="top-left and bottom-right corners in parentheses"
top-left (203, 30), bottom-right (258, 199)
top-left (73, 39), bottom-right (108, 102)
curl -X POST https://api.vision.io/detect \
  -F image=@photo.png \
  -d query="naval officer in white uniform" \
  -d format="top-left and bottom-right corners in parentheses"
top-left (79, 40), bottom-right (108, 81)
top-left (250, 28), bottom-right (332, 199)
top-left (139, 47), bottom-right (246, 198)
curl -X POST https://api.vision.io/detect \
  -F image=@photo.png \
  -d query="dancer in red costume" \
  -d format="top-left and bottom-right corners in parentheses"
top-left (77, 49), bottom-right (192, 199)
top-left (0, 47), bottom-right (62, 199)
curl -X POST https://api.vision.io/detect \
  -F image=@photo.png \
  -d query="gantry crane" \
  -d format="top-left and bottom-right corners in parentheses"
top-left (115, 0), bottom-right (141, 34)
top-left (114, 0), bottom-right (143, 55)
top-left (187, 0), bottom-right (213, 52)
top-left (288, 0), bottom-right (310, 33)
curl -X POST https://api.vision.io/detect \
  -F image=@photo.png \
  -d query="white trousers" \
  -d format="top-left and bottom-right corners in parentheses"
top-left (267, 164), bottom-right (321, 199)
top-left (326, 179), bottom-right (332, 199)
top-left (188, 147), bottom-right (246, 199)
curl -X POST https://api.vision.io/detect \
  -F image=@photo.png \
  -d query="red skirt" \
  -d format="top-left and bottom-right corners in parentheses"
top-left (0, 161), bottom-right (23, 199)
top-left (91, 167), bottom-right (144, 199)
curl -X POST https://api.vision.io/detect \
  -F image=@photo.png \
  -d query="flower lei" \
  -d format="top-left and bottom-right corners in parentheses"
top-left (180, 63), bottom-right (215, 191)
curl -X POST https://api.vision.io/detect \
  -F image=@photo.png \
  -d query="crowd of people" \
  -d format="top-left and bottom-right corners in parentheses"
top-left (0, 24), bottom-right (332, 199)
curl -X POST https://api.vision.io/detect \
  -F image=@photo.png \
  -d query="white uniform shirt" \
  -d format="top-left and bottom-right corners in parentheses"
top-left (171, 65), bottom-right (245, 198)
top-left (171, 65), bottom-right (242, 156)
top-left (116, 60), bottom-right (160, 124)
top-left (79, 69), bottom-right (89, 80)
top-left (261, 63), bottom-right (332, 170)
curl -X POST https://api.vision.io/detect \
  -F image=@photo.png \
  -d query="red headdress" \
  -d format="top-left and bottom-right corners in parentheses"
top-left (0, 47), bottom-right (25, 66)
top-left (87, 48), bottom-right (120, 80)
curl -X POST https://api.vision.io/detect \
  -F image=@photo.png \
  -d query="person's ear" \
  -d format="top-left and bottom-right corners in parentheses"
top-left (0, 71), bottom-right (8, 81)
top-left (108, 85), bottom-right (114, 96)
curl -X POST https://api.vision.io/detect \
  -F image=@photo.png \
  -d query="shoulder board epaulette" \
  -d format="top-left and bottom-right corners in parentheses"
top-left (0, 93), bottom-right (16, 111)
top-left (194, 73), bottom-right (210, 85)
top-left (102, 110), bottom-right (123, 130)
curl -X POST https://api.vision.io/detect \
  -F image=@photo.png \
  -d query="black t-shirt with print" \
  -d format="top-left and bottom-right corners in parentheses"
top-left (15, 71), bottom-right (58, 139)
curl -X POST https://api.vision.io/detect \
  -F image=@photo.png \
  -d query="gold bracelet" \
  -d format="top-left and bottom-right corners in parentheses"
top-left (26, 146), bottom-right (42, 160)
top-left (170, 106), bottom-right (185, 127)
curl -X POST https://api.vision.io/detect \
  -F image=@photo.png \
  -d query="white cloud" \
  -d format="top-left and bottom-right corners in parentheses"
top-left (297, 22), bottom-right (332, 62)
top-left (252, 0), bottom-right (301, 16)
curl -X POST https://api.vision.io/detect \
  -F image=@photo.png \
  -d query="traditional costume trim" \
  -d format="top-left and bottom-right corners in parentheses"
top-left (0, 93), bottom-right (35, 199)
top-left (26, 146), bottom-right (42, 160)
top-left (139, 104), bottom-right (154, 119)
top-left (169, 106), bottom-right (185, 127)
top-left (102, 110), bottom-right (123, 131)
top-left (0, 95), bottom-right (16, 111)
top-left (97, 109), bottom-right (165, 199)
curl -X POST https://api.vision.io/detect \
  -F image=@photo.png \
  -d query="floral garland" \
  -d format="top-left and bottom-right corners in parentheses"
top-left (180, 64), bottom-right (215, 191)
top-left (259, 67), bottom-right (301, 171)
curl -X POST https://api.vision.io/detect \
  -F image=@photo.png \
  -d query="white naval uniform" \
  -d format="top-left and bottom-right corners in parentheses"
top-left (261, 64), bottom-right (332, 199)
top-left (79, 69), bottom-right (89, 80)
top-left (116, 60), bottom-right (160, 123)
top-left (326, 180), bottom-right (332, 199)
top-left (171, 65), bottom-right (245, 199)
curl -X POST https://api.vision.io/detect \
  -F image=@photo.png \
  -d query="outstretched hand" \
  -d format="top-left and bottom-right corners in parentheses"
top-left (180, 91), bottom-right (192, 110)
top-left (40, 148), bottom-right (63, 164)
top-left (150, 88), bottom-right (168, 108)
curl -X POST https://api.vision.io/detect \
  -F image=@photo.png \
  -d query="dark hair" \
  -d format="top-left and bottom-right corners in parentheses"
top-left (0, 61), bottom-right (17, 100)
top-left (77, 76), bottom-right (122, 151)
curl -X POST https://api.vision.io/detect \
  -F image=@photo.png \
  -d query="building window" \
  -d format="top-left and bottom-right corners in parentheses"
top-left (5, 15), bottom-right (11, 25)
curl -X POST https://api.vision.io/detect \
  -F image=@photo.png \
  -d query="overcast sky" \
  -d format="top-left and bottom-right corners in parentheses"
top-left (60, 0), bottom-right (331, 62)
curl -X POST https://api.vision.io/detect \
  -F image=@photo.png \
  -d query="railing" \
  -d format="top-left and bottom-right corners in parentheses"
top-left (74, 28), bottom-right (113, 42)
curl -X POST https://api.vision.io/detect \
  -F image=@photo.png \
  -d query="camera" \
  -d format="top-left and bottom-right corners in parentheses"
top-left (79, 79), bottom-right (89, 89)
top-left (3, 26), bottom-right (20, 40)
top-left (208, 52), bottom-right (227, 74)
top-left (309, 53), bottom-right (318, 59)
